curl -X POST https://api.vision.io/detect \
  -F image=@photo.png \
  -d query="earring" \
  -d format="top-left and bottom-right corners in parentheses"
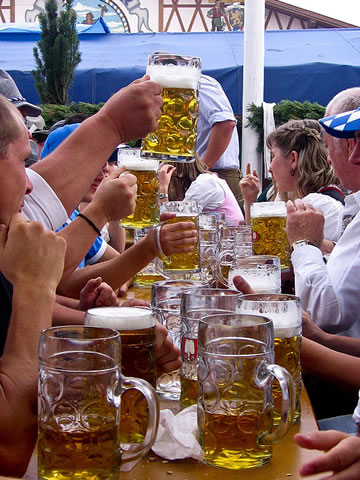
top-left (290, 168), bottom-right (295, 176)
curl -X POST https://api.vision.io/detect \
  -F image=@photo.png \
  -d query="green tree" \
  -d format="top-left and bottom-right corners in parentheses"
top-left (32, 0), bottom-right (81, 105)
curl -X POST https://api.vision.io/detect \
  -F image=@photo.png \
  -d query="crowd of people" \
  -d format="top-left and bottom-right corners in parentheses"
top-left (1, 64), bottom-right (360, 479)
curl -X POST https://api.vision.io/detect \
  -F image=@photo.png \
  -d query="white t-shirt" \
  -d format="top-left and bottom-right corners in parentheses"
top-left (22, 168), bottom-right (68, 231)
top-left (292, 189), bottom-right (360, 337)
top-left (302, 192), bottom-right (344, 242)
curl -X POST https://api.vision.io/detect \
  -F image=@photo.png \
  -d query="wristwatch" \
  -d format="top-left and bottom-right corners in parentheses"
top-left (159, 193), bottom-right (169, 200)
top-left (290, 239), bottom-right (319, 253)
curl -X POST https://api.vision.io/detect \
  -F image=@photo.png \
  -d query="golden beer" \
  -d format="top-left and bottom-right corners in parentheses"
top-left (199, 409), bottom-right (273, 470)
top-left (120, 166), bottom-right (160, 229)
top-left (85, 307), bottom-right (157, 444)
top-left (179, 373), bottom-right (198, 408)
top-left (251, 216), bottom-right (290, 271)
top-left (133, 272), bottom-right (166, 288)
top-left (141, 55), bottom-right (201, 163)
top-left (163, 215), bottom-right (200, 273)
top-left (273, 329), bottom-right (302, 425)
top-left (142, 87), bottom-right (199, 161)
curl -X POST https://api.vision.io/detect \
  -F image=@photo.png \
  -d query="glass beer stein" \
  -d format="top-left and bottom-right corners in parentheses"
top-left (250, 201), bottom-right (291, 271)
top-left (197, 313), bottom-right (295, 470)
top-left (141, 52), bottom-right (201, 163)
top-left (218, 254), bottom-right (281, 293)
top-left (160, 200), bottom-right (201, 273)
top-left (38, 325), bottom-right (159, 480)
top-left (84, 307), bottom-right (157, 444)
top-left (151, 279), bottom-right (208, 400)
top-left (237, 294), bottom-right (302, 425)
top-left (179, 288), bottom-right (240, 409)
top-left (118, 148), bottom-right (160, 229)
top-left (133, 228), bottom-right (167, 287)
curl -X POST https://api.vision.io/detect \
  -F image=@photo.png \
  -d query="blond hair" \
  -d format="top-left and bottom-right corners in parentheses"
top-left (266, 119), bottom-right (338, 197)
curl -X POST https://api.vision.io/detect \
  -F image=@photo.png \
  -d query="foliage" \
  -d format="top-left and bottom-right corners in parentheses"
top-left (243, 100), bottom-right (326, 152)
top-left (41, 102), bottom-right (104, 126)
top-left (32, 0), bottom-right (81, 105)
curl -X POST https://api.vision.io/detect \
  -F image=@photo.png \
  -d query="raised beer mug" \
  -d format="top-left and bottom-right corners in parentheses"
top-left (84, 307), bottom-right (158, 444)
top-left (218, 254), bottom-right (281, 293)
top-left (179, 288), bottom-right (240, 409)
top-left (197, 313), bottom-right (295, 470)
top-left (160, 200), bottom-right (201, 273)
top-left (237, 294), bottom-right (302, 425)
top-left (141, 52), bottom-right (201, 163)
top-left (38, 325), bottom-right (159, 480)
top-left (118, 148), bottom-right (160, 229)
top-left (250, 201), bottom-right (291, 271)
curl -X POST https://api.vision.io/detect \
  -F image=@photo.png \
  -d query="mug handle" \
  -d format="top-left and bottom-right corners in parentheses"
top-left (118, 376), bottom-right (160, 463)
top-left (261, 364), bottom-right (295, 444)
top-left (217, 249), bottom-right (233, 288)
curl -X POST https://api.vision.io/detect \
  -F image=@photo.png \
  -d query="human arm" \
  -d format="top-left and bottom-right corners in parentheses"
top-left (201, 120), bottom-right (236, 169)
top-left (239, 163), bottom-right (260, 225)
top-left (0, 214), bottom-right (66, 477)
top-left (31, 76), bottom-right (162, 215)
top-left (158, 164), bottom-right (176, 202)
top-left (107, 222), bottom-right (126, 253)
top-left (295, 430), bottom-right (360, 479)
top-left (57, 219), bottom-right (198, 297)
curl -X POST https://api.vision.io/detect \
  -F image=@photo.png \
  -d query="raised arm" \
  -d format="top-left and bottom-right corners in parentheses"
top-left (0, 214), bottom-right (66, 477)
top-left (201, 120), bottom-right (236, 169)
top-left (31, 76), bottom-right (162, 214)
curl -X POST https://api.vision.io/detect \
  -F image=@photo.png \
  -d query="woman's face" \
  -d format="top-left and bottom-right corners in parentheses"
top-left (269, 142), bottom-right (297, 193)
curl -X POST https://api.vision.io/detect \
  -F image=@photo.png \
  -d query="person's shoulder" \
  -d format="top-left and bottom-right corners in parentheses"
top-left (200, 74), bottom-right (223, 93)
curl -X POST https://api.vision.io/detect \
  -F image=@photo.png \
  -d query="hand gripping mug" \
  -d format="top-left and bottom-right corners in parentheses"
top-left (37, 325), bottom-right (159, 480)
top-left (84, 307), bottom-right (158, 444)
top-left (141, 52), bottom-right (201, 163)
top-left (197, 313), bottom-right (295, 470)
top-left (237, 294), bottom-right (302, 425)
top-left (118, 148), bottom-right (160, 229)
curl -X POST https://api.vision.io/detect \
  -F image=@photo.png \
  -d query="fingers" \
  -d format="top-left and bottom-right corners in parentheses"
top-left (121, 298), bottom-right (150, 308)
top-left (155, 323), bottom-right (182, 374)
top-left (111, 166), bottom-right (126, 177)
top-left (160, 212), bottom-right (176, 222)
top-left (246, 162), bottom-right (251, 175)
top-left (253, 168), bottom-right (259, 178)
top-left (286, 200), bottom-right (296, 214)
top-left (295, 432), bottom-right (360, 477)
top-left (95, 283), bottom-right (120, 307)
top-left (232, 275), bottom-right (255, 294)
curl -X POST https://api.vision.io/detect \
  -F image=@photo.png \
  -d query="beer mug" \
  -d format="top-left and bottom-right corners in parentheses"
top-left (199, 230), bottom-right (219, 285)
top-left (237, 294), bottom-right (302, 425)
top-left (38, 325), bottom-right (159, 480)
top-left (133, 228), bottom-right (167, 287)
top-left (218, 255), bottom-right (281, 293)
top-left (118, 148), bottom-right (160, 229)
top-left (160, 200), bottom-right (200, 273)
top-left (152, 279), bottom-right (208, 399)
top-left (217, 230), bottom-right (253, 288)
top-left (250, 201), bottom-right (290, 271)
top-left (198, 213), bottom-right (217, 232)
top-left (84, 307), bottom-right (157, 443)
top-left (141, 52), bottom-right (201, 163)
top-left (179, 288), bottom-right (240, 409)
top-left (197, 313), bottom-right (295, 470)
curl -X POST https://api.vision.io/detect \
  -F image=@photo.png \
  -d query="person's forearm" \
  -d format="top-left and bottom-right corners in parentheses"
top-left (202, 121), bottom-right (235, 169)
top-left (57, 230), bottom-right (158, 297)
top-left (319, 332), bottom-right (360, 358)
top-left (108, 223), bottom-right (126, 253)
top-left (243, 199), bottom-right (252, 225)
top-left (31, 115), bottom-right (119, 214)
top-left (52, 302), bottom-right (85, 326)
top-left (301, 338), bottom-right (360, 390)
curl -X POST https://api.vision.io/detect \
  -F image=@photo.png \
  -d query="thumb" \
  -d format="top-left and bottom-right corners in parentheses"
top-left (83, 276), bottom-right (102, 292)
top-left (110, 166), bottom-right (126, 178)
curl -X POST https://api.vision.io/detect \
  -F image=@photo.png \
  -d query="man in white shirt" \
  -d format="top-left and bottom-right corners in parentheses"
top-left (286, 87), bottom-right (360, 338)
top-left (197, 74), bottom-right (243, 208)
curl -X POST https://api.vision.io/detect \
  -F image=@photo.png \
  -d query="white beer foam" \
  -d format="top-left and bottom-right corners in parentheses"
top-left (250, 201), bottom-right (287, 218)
top-left (147, 65), bottom-right (200, 90)
top-left (119, 161), bottom-right (159, 171)
top-left (237, 305), bottom-right (301, 337)
top-left (85, 307), bottom-right (156, 330)
top-left (229, 269), bottom-right (281, 293)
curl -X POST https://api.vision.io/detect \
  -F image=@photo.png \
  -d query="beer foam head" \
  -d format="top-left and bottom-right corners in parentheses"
top-left (85, 307), bottom-right (156, 330)
top-left (118, 150), bottom-right (159, 171)
top-left (250, 201), bottom-right (287, 218)
top-left (147, 64), bottom-right (200, 90)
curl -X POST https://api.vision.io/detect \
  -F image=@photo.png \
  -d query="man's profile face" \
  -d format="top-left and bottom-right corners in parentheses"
top-left (0, 112), bottom-right (32, 224)
top-left (324, 131), bottom-right (360, 192)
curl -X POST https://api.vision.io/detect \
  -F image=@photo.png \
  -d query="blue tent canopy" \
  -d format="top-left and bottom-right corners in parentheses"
top-left (2, 27), bottom-right (360, 113)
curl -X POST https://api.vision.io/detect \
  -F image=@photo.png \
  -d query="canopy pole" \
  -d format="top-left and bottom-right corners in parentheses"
top-left (241, 0), bottom-right (265, 184)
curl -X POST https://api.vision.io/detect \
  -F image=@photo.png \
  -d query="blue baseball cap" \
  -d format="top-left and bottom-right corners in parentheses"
top-left (319, 107), bottom-right (360, 139)
top-left (41, 123), bottom-right (80, 158)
